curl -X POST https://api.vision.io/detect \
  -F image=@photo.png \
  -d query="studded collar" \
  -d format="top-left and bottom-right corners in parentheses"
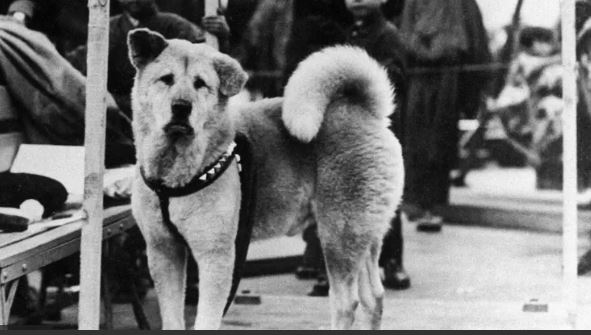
top-left (140, 142), bottom-right (241, 198)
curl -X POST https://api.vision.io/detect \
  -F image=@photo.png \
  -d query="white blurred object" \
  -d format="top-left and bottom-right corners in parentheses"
top-left (459, 119), bottom-right (480, 132)
top-left (19, 199), bottom-right (44, 221)
top-left (491, 84), bottom-right (530, 111)
top-left (103, 165), bottom-right (135, 199)
top-left (476, 0), bottom-right (560, 31)
top-left (536, 63), bottom-right (563, 92)
top-left (578, 189), bottom-right (591, 206)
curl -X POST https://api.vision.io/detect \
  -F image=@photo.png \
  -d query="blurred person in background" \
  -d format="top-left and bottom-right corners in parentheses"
top-left (452, 26), bottom-right (560, 189)
top-left (345, 0), bottom-right (410, 290)
top-left (282, 0), bottom-right (353, 297)
top-left (1, 1), bottom-right (135, 167)
top-left (381, 0), bottom-right (404, 26)
top-left (282, 0), bottom-right (352, 85)
top-left (155, 0), bottom-right (258, 56)
top-left (6, 0), bottom-right (89, 55)
top-left (400, 0), bottom-right (490, 232)
top-left (292, 0), bottom-right (413, 296)
top-left (236, 0), bottom-right (298, 98)
top-left (238, 0), bottom-right (351, 99)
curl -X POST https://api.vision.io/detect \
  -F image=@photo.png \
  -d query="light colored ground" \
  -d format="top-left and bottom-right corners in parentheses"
top-left (54, 222), bottom-right (591, 330)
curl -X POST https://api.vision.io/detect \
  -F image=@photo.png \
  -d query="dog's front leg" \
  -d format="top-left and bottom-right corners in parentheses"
top-left (191, 247), bottom-right (235, 330)
top-left (145, 239), bottom-right (188, 330)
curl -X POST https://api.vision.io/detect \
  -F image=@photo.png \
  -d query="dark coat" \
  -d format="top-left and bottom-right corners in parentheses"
top-left (347, 11), bottom-right (407, 141)
top-left (7, 0), bottom-right (89, 54)
top-left (1, 0), bottom-right (12, 14)
top-left (0, 19), bottom-right (134, 167)
top-left (400, 0), bottom-right (490, 208)
top-left (155, 0), bottom-right (257, 53)
top-left (282, 0), bottom-right (351, 85)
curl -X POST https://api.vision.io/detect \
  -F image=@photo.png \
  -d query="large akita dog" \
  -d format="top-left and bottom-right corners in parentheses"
top-left (129, 28), bottom-right (404, 330)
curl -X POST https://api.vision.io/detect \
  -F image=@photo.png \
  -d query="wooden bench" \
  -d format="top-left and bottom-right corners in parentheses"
top-left (0, 206), bottom-right (137, 327)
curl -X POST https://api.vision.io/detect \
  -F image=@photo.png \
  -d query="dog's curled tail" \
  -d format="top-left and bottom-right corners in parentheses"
top-left (282, 46), bottom-right (395, 143)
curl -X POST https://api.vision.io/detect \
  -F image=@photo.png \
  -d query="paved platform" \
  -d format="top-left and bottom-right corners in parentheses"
top-left (443, 167), bottom-right (591, 234)
top-left (50, 222), bottom-right (591, 330)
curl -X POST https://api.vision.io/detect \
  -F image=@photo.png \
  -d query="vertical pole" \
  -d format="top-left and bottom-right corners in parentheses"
top-left (204, 0), bottom-right (220, 49)
top-left (561, 0), bottom-right (578, 329)
top-left (79, 0), bottom-right (110, 329)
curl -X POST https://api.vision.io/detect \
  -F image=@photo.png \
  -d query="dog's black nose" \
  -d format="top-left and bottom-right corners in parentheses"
top-left (171, 100), bottom-right (192, 119)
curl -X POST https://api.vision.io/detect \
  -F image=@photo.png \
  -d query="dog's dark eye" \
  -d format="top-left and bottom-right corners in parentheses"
top-left (194, 77), bottom-right (206, 90)
top-left (159, 74), bottom-right (175, 86)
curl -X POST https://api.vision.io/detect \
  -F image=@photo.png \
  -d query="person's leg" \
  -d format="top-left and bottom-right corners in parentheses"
top-left (379, 212), bottom-right (411, 289)
top-left (417, 71), bottom-right (459, 232)
top-left (416, 163), bottom-right (445, 232)
top-left (401, 76), bottom-right (432, 222)
top-left (402, 151), bottom-right (430, 221)
top-left (296, 224), bottom-right (329, 296)
top-left (296, 224), bottom-right (324, 280)
top-left (305, 225), bottom-right (329, 297)
top-left (452, 122), bottom-right (487, 187)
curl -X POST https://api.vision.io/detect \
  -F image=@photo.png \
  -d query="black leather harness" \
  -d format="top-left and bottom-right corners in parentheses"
top-left (140, 133), bottom-right (255, 314)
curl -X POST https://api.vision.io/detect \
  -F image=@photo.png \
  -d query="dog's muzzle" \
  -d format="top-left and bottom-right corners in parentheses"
top-left (165, 100), bottom-right (195, 138)
top-left (164, 121), bottom-right (195, 138)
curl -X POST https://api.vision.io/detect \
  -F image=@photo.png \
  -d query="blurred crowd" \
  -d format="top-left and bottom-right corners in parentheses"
top-left (2, 0), bottom-right (591, 325)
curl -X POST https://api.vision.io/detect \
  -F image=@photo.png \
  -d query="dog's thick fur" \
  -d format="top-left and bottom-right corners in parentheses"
top-left (129, 28), bottom-right (404, 330)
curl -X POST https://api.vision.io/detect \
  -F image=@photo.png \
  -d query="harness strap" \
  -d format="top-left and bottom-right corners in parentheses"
top-left (224, 133), bottom-right (255, 314)
top-left (156, 194), bottom-right (191, 250)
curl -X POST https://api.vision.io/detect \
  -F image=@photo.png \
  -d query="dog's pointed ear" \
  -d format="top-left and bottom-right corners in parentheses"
top-left (128, 28), bottom-right (168, 69)
top-left (213, 54), bottom-right (248, 97)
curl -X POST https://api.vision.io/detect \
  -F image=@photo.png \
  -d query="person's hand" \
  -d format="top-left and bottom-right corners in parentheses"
top-left (10, 11), bottom-right (28, 26)
top-left (202, 15), bottom-right (230, 39)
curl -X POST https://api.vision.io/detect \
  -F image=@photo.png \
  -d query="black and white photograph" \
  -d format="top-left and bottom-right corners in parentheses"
top-left (0, 0), bottom-right (590, 330)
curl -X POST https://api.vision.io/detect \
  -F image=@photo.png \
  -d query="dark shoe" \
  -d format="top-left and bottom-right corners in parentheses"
top-left (308, 276), bottom-right (329, 297)
top-left (401, 203), bottom-right (425, 222)
top-left (382, 260), bottom-right (411, 290)
top-left (578, 250), bottom-right (591, 275)
top-left (295, 266), bottom-right (319, 280)
top-left (416, 212), bottom-right (443, 233)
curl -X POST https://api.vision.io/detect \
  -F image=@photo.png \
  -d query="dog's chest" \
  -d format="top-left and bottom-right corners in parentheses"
top-left (165, 162), bottom-right (242, 234)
